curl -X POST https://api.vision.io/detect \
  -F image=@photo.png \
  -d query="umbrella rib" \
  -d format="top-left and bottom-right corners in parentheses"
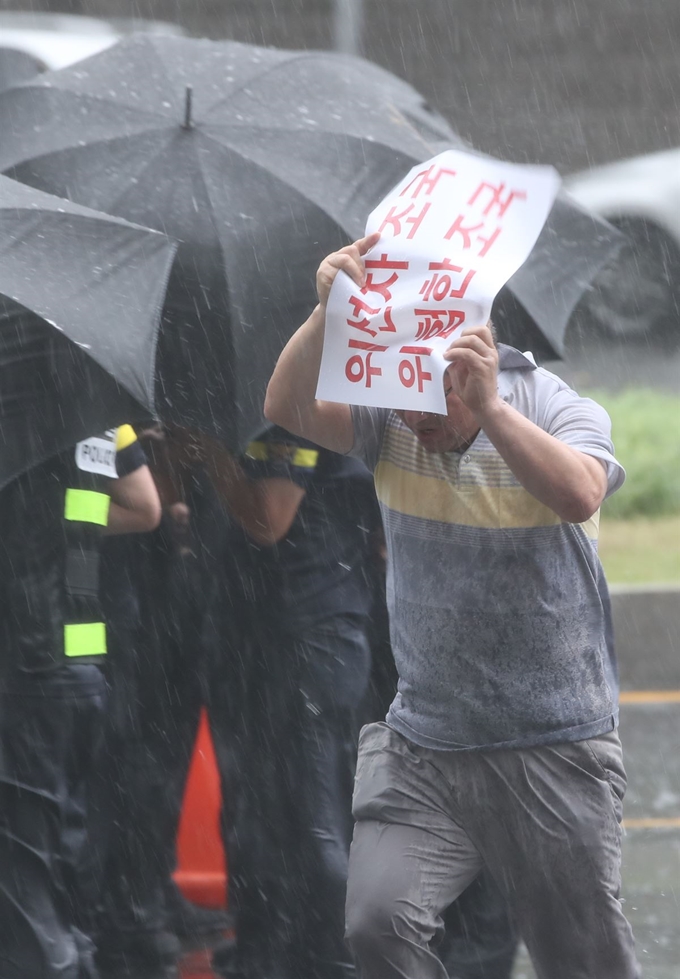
top-left (23, 78), bottom-right (171, 127)
top-left (208, 49), bottom-right (447, 150)
top-left (209, 49), bottom-right (325, 108)
top-left (85, 134), bottom-right (182, 232)
top-left (200, 129), bottom-right (414, 235)
top-left (192, 145), bottom-right (239, 338)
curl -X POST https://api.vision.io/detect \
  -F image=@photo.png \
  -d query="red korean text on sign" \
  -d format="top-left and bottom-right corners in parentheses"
top-left (363, 254), bottom-right (409, 303)
top-left (377, 202), bottom-right (431, 240)
top-left (362, 255), bottom-right (408, 333)
top-left (345, 338), bottom-right (388, 388)
top-left (398, 345), bottom-right (434, 393)
top-left (399, 165), bottom-right (457, 200)
top-left (346, 295), bottom-right (381, 338)
top-left (346, 254), bottom-right (409, 338)
top-left (413, 309), bottom-right (466, 342)
top-left (419, 259), bottom-right (476, 303)
top-left (444, 215), bottom-right (502, 258)
top-left (467, 181), bottom-right (527, 219)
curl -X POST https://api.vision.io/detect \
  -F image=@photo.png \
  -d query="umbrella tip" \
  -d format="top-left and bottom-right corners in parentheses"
top-left (182, 85), bottom-right (193, 130)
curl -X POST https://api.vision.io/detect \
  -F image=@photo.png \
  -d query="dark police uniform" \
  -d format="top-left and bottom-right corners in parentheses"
top-left (96, 463), bottom-right (230, 965)
top-left (211, 427), bottom-right (378, 979)
top-left (0, 426), bottom-right (145, 979)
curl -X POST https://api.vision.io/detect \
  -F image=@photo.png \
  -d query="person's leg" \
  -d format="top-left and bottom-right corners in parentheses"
top-left (94, 618), bottom-right (190, 969)
top-left (453, 731), bottom-right (640, 979)
top-left (287, 706), bottom-right (357, 979)
top-left (58, 669), bottom-right (108, 979)
top-left (345, 723), bottom-right (483, 979)
top-left (439, 870), bottom-right (518, 979)
top-left (0, 687), bottom-right (80, 979)
top-left (284, 614), bottom-right (372, 979)
top-left (61, 670), bottom-right (107, 933)
top-left (210, 616), bottom-right (293, 979)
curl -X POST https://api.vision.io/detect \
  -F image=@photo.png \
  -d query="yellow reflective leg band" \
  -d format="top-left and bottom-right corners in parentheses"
top-left (64, 489), bottom-right (110, 526)
top-left (64, 622), bottom-right (107, 658)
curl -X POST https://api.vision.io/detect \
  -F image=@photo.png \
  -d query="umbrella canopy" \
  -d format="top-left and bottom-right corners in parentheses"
top-left (497, 194), bottom-right (625, 361)
top-left (0, 35), bottom-right (460, 448)
top-left (0, 173), bottom-right (176, 487)
top-left (0, 37), bottom-right (622, 449)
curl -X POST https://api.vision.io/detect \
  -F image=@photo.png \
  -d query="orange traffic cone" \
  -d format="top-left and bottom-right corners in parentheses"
top-left (173, 707), bottom-right (228, 908)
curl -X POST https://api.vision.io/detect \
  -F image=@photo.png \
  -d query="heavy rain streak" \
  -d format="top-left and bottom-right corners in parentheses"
top-left (0, 2), bottom-right (677, 979)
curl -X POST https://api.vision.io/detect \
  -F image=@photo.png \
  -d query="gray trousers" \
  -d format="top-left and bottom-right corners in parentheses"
top-left (345, 722), bottom-right (640, 979)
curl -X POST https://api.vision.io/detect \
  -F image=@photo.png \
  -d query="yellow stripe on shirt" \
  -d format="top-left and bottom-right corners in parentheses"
top-left (375, 459), bottom-right (572, 530)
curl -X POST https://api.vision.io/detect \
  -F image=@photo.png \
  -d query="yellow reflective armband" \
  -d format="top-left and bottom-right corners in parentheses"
top-left (64, 489), bottom-right (110, 526)
top-left (64, 622), bottom-right (107, 658)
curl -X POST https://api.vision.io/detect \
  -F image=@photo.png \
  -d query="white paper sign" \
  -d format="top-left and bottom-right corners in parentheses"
top-left (317, 150), bottom-right (560, 413)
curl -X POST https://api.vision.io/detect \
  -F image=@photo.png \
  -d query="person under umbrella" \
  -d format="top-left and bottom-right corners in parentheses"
top-left (0, 423), bottom-right (161, 979)
top-left (0, 175), bottom-right (175, 979)
top-left (0, 173), bottom-right (177, 486)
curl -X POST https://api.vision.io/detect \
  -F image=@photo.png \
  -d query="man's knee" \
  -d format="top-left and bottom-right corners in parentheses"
top-left (346, 878), bottom-right (428, 956)
top-left (346, 892), bottom-right (395, 957)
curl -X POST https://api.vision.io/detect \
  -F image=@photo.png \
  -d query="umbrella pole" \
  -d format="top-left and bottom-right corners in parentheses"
top-left (183, 86), bottom-right (193, 130)
top-left (333, 0), bottom-right (364, 55)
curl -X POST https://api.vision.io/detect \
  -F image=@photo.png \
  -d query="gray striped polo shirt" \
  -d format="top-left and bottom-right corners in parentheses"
top-left (350, 346), bottom-right (625, 751)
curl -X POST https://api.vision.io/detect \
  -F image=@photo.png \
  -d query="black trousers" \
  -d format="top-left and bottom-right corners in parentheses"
top-left (210, 611), bottom-right (371, 979)
top-left (440, 871), bottom-right (519, 979)
top-left (97, 583), bottom-right (205, 938)
top-left (0, 668), bottom-right (106, 979)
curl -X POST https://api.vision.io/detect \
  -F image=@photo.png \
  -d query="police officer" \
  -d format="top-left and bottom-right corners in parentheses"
top-left (198, 426), bottom-right (378, 979)
top-left (0, 425), bottom-right (160, 979)
top-left (95, 425), bottom-right (229, 974)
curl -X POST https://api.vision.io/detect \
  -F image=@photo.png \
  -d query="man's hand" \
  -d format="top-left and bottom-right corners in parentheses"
top-left (443, 323), bottom-right (500, 419)
top-left (316, 232), bottom-right (381, 309)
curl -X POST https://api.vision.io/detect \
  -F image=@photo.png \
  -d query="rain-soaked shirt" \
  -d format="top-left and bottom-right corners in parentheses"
top-left (241, 426), bottom-right (379, 629)
top-left (349, 345), bottom-right (625, 751)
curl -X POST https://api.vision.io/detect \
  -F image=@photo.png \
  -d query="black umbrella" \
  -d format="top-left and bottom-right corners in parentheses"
top-left (496, 194), bottom-right (625, 361)
top-left (0, 36), bottom-right (621, 446)
top-left (0, 174), bottom-right (176, 488)
top-left (0, 35), bottom-right (462, 448)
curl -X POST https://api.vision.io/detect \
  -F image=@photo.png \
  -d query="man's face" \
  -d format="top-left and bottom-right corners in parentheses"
top-left (395, 374), bottom-right (480, 453)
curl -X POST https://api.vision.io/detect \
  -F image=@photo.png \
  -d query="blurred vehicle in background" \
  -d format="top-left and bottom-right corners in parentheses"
top-left (0, 45), bottom-right (42, 92)
top-left (0, 10), bottom-right (185, 73)
top-left (565, 150), bottom-right (680, 343)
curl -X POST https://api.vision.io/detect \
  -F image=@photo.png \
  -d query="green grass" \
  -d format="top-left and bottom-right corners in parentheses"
top-left (591, 388), bottom-right (680, 519)
top-left (576, 389), bottom-right (680, 584)
top-left (599, 516), bottom-right (680, 585)
top-left (584, 389), bottom-right (680, 520)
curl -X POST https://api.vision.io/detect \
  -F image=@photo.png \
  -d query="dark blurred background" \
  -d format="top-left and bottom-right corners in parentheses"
top-left (2, 0), bottom-right (678, 174)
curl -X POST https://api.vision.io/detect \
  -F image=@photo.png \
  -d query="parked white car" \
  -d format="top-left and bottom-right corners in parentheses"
top-left (0, 10), bottom-right (184, 73)
top-left (565, 149), bottom-right (680, 340)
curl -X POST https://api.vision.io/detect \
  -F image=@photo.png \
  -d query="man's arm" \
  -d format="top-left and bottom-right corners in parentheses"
top-left (445, 326), bottom-right (609, 523)
top-left (264, 232), bottom-right (380, 453)
top-left (106, 465), bottom-right (162, 535)
top-left (200, 435), bottom-right (306, 546)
